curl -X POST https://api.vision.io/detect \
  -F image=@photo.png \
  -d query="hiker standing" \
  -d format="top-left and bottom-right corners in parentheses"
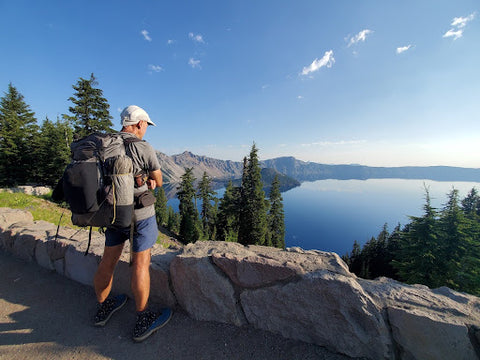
top-left (93, 105), bottom-right (172, 342)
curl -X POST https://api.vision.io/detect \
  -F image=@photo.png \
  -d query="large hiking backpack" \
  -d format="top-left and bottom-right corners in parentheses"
top-left (62, 132), bottom-right (140, 229)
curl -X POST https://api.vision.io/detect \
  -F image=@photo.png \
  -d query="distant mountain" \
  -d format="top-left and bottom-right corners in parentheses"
top-left (156, 151), bottom-right (480, 199)
top-left (262, 156), bottom-right (480, 182)
top-left (156, 151), bottom-right (300, 198)
top-left (156, 151), bottom-right (243, 184)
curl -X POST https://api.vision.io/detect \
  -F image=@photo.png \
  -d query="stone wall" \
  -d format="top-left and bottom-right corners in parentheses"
top-left (0, 207), bottom-right (479, 360)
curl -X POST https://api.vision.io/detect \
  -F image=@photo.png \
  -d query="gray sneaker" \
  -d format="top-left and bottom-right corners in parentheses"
top-left (94, 294), bottom-right (128, 327)
top-left (133, 308), bottom-right (173, 342)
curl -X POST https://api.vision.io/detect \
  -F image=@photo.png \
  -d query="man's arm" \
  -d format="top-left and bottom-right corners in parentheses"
top-left (147, 169), bottom-right (163, 189)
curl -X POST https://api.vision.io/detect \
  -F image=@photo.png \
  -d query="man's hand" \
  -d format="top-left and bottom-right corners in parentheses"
top-left (146, 178), bottom-right (156, 189)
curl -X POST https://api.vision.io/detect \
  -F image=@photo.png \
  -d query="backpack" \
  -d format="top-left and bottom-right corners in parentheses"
top-left (61, 132), bottom-right (140, 229)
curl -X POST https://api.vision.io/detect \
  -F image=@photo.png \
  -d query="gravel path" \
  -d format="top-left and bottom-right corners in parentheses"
top-left (0, 251), bottom-right (355, 360)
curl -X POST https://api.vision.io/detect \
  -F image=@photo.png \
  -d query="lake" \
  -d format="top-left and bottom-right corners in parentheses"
top-left (167, 178), bottom-right (480, 256)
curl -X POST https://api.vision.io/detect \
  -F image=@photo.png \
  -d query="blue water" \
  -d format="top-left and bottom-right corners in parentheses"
top-left (168, 179), bottom-right (480, 256)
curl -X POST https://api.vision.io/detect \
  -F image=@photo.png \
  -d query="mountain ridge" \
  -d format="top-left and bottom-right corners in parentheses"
top-left (156, 151), bottom-right (480, 185)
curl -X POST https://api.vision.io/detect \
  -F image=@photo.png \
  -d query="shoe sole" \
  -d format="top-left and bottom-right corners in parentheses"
top-left (133, 309), bottom-right (173, 342)
top-left (94, 295), bottom-right (128, 327)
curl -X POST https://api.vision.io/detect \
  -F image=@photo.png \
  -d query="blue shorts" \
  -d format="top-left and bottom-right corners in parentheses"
top-left (105, 216), bottom-right (158, 252)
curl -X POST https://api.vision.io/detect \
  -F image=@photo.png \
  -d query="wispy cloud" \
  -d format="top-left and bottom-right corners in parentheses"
top-left (451, 13), bottom-right (476, 28)
top-left (148, 64), bottom-right (163, 72)
top-left (189, 32), bottom-right (205, 43)
top-left (167, 39), bottom-right (176, 45)
top-left (301, 50), bottom-right (335, 76)
top-left (396, 45), bottom-right (412, 54)
top-left (141, 30), bottom-right (152, 42)
top-left (443, 12), bottom-right (476, 40)
top-left (346, 29), bottom-right (373, 47)
top-left (188, 58), bottom-right (201, 69)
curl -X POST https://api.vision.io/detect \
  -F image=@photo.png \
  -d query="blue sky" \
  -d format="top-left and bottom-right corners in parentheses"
top-left (1, 0), bottom-right (479, 167)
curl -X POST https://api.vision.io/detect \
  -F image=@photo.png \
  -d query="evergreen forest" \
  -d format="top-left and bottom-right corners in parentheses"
top-left (0, 76), bottom-right (113, 187)
top-left (342, 186), bottom-right (480, 296)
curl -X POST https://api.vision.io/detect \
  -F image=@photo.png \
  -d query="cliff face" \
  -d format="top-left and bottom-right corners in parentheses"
top-left (157, 151), bottom-right (243, 184)
top-left (1, 207), bottom-right (479, 360)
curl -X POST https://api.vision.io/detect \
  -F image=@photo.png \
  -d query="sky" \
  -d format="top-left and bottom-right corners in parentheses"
top-left (1, 0), bottom-right (479, 167)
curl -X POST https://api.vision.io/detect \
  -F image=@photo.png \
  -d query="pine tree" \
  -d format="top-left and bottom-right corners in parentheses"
top-left (177, 168), bottom-right (201, 243)
top-left (268, 175), bottom-right (285, 248)
top-left (238, 144), bottom-right (268, 246)
top-left (36, 117), bottom-right (72, 185)
top-left (217, 181), bottom-right (241, 242)
top-left (438, 188), bottom-right (480, 292)
top-left (461, 188), bottom-right (480, 221)
top-left (66, 73), bottom-right (113, 138)
top-left (166, 205), bottom-right (180, 233)
top-left (198, 171), bottom-right (217, 240)
top-left (393, 188), bottom-right (442, 287)
top-left (0, 83), bottom-right (39, 186)
top-left (154, 187), bottom-right (168, 227)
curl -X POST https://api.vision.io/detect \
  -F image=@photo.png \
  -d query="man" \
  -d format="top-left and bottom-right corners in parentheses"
top-left (93, 105), bottom-right (172, 342)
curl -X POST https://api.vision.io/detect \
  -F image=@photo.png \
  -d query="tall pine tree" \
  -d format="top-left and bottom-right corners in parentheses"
top-left (66, 73), bottom-right (113, 138)
top-left (198, 171), bottom-right (217, 240)
top-left (154, 187), bottom-right (168, 227)
top-left (36, 117), bottom-right (72, 185)
top-left (267, 175), bottom-right (285, 248)
top-left (238, 144), bottom-right (268, 246)
top-left (217, 181), bottom-right (241, 242)
top-left (0, 83), bottom-right (39, 186)
top-left (393, 188), bottom-right (443, 287)
top-left (177, 168), bottom-right (201, 243)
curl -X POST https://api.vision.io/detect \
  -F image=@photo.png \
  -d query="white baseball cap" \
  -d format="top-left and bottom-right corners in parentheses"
top-left (120, 105), bottom-right (156, 127)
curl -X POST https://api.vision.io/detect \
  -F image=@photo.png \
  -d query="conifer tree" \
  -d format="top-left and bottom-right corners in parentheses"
top-left (66, 73), bottom-right (113, 138)
top-left (438, 188), bottom-right (480, 292)
top-left (268, 175), bottom-right (285, 248)
top-left (36, 117), bottom-right (72, 185)
top-left (166, 205), bottom-right (180, 233)
top-left (461, 188), bottom-right (480, 221)
top-left (198, 171), bottom-right (216, 240)
top-left (393, 188), bottom-right (442, 287)
top-left (238, 144), bottom-right (268, 245)
top-left (154, 187), bottom-right (168, 227)
top-left (177, 168), bottom-right (201, 243)
top-left (0, 83), bottom-right (39, 186)
top-left (217, 181), bottom-right (241, 242)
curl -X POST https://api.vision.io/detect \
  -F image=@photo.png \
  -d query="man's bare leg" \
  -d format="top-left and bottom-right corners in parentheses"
top-left (94, 243), bottom-right (124, 303)
top-left (131, 248), bottom-right (151, 312)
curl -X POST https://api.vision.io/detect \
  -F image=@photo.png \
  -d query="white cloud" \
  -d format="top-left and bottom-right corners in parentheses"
top-left (141, 30), bottom-right (152, 42)
top-left (443, 12), bottom-right (476, 40)
top-left (297, 95), bottom-right (304, 99)
top-left (188, 58), bottom-right (201, 69)
top-left (148, 64), bottom-right (163, 72)
top-left (346, 29), bottom-right (373, 47)
top-left (443, 29), bottom-right (463, 40)
top-left (167, 39), bottom-right (176, 45)
top-left (301, 50), bottom-right (335, 76)
top-left (451, 13), bottom-right (475, 28)
top-left (188, 32), bottom-right (205, 43)
top-left (396, 45), bottom-right (412, 54)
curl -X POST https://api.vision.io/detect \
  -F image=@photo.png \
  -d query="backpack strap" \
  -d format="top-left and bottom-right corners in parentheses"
top-left (84, 226), bottom-right (93, 256)
top-left (129, 213), bottom-right (136, 266)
